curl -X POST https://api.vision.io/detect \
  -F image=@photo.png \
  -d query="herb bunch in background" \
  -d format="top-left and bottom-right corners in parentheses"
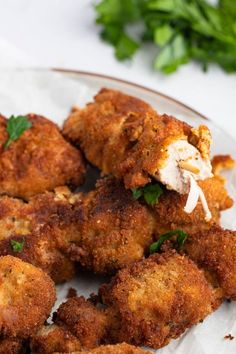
top-left (95, 0), bottom-right (236, 74)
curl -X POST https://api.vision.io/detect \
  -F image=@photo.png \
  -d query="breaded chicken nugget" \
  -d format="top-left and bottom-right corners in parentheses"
top-left (0, 192), bottom-right (76, 283)
top-left (0, 256), bottom-right (56, 338)
top-left (99, 251), bottom-right (218, 349)
top-left (55, 297), bottom-right (108, 349)
top-left (0, 337), bottom-right (26, 354)
top-left (0, 114), bottom-right (85, 200)
top-left (30, 324), bottom-right (82, 354)
top-left (64, 176), bottom-right (231, 272)
top-left (211, 154), bottom-right (235, 175)
top-left (54, 343), bottom-right (152, 353)
top-left (183, 225), bottom-right (236, 300)
top-left (154, 176), bottom-right (233, 234)
top-left (66, 177), bottom-right (156, 273)
top-left (31, 296), bottom-right (108, 354)
top-left (63, 89), bottom-right (212, 197)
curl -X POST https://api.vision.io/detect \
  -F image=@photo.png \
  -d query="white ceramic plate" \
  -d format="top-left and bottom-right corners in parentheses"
top-left (0, 68), bottom-right (235, 354)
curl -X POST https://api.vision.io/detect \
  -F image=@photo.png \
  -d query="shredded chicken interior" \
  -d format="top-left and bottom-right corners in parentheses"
top-left (158, 140), bottom-right (213, 220)
top-left (184, 174), bottom-right (212, 221)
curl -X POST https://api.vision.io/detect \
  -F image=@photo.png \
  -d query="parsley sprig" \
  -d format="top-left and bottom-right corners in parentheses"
top-left (132, 182), bottom-right (163, 206)
top-left (5, 115), bottom-right (32, 149)
top-left (150, 229), bottom-right (188, 253)
top-left (10, 238), bottom-right (25, 253)
top-left (95, 0), bottom-right (236, 74)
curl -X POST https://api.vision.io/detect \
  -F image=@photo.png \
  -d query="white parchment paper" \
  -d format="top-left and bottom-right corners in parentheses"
top-left (0, 69), bottom-right (235, 354)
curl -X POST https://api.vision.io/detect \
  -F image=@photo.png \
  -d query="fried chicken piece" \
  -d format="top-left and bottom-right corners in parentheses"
top-left (31, 296), bottom-right (108, 354)
top-left (0, 337), bottom-right (26, 354)
top-left (64, 176), bottom-right (231, 272)
top-left (0, 256), bottom-right (56, 338)
top-left (211, 154), bottom-right (235, 175)
top-left (0, 175), bottom-right (230, 279)
top-left (30, 324), bottom-right (82, 354)
top-left (99, 251), bottom-right (218, 349)
top-left (63, 88), bottom-right (212, 195)
top-left (55, 297), bottom-right (108, 349)
top-left (65, 177), bottom-right (156, 273)
top-left (0, 114), bottom-right (85, 200)
top-left (55, 343), bottom-right (152, 353)
top-left (0, 191), bottom-right (77, 283)
top-left (183, 225), bottom-right (236, 300)
top-left (153, 176), bottom-right (233, 234)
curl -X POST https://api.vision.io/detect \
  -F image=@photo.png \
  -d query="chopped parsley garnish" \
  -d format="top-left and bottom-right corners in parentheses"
top-left (5, 115), bottom-right (32, 149)
top-left (150, 230), bottom-right (188, 253)
top-left (132, 183), bottom-right (163, 206)
top-left (10, 238), bottom-right (25, 253)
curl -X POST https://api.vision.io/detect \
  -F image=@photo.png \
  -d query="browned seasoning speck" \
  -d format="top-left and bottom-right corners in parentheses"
top-left (224, 334), bottom-right (234, 340)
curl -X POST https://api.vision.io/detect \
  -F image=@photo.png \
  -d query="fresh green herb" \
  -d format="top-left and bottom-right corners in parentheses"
top-left (10, 239), bottom-right (25, 253)
top-left (96, 0), bottom-right (141, 61)
top-left (150, 229), bottom-right (188, 253)
top-left (5, 115), bottom-right (32, 149)
top-left (95, 0), bottom-right (236, 74)
top-left (132, 182), bottom-right (163, 205)
top-left (132, 187), bottom-right (143, 200)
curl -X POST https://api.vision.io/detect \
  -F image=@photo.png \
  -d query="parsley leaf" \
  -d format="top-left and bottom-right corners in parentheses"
top-left (95, 0), bottom-right (140, 60)
top-left (95, 0), bottom-right (236, 74)
top-left (132, 182), bottom-right (163, 205)
top-left (154, 34), bottom-right (189, 74)
top-left (132, 188), bottom-right (143, 200)
top-left (10, 238), bottom-right (25, 253)
top-left (150, 229), bottom-right (188, 253)
top-left (115, 33), bottom-right (140, 60)
top-left (5, 115), bottom-right (32, 149)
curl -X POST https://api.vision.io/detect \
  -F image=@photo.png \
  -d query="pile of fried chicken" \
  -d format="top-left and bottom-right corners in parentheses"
top-left (0, 89), bottom-right (235, 354)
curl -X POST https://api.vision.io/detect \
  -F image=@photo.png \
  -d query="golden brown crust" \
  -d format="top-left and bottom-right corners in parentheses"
top-left (99, 251), bottom-right (218, 349)
top-left (63, 88), bottom-right (198, 189)
top-left (0, 114), bottom-right (85, 199)
top-left (0, 175), bottom-right (231, 279)
top-left (30, 324), bottom-right (82, 354)
top-left (55, 343), bottom-right (152, 353)
top-left (0, 191), bottom-right (78, 283)
top-left (183, 225), bottom-right (236, 300)
top-left (189, 125), bottom-right (212, 160)
top-left (55, 297), bottom-right (108, 349)
top-left (211, 154), bottom-right (235, 175)
top-left (66, 177), bottom-right (156, 273)
top-left (153, 176), bottom-right (233, 234)
top-left (0, 256), bottom-right (56, 338)
top-left (0, 337), bottom-right (26, 354)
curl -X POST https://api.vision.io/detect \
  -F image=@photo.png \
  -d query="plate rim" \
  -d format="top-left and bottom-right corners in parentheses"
top-left (53, 68), bottom-right (208, 121)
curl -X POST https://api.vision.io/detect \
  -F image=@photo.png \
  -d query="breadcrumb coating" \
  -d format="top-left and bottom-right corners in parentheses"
top-left (54, 343), bottom-right (152, 353)
top-left (0, 175), bottom-right (231, 279)
top-left (99, 251), bottom-right (218, 349)
top-left (0, 337), bottom-right (26, 354)
top-left (183, 225), bottom-right (236, 300)
top-left (153, 176), bottom-right (233, 234)
top-left (0, 191), bottom-right (77, 283)
top-left (65, 177), bottom-right (156, 273)
top-left (30, 324), bottom-right (82, 354)
top-left (63, 88), bottom-right (211, 191)
top-left (0, 114), bottom-right (85, 200)
top-left (31, 296), bottom-right (108, 354)
top-left (55, 297), bottom-right (108, 349)
top-left (211, 154), bottom-right (235, 175)
top-left (0, 256), bottom-right (56, 338)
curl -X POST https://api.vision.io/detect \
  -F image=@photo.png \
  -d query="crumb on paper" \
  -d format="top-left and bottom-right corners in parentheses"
top-left (224, 334), bottom-right (234, 340)
top-left (66, 287), bottom-right (77, 299)
top-left (212, 155), bottom-right (235, 175)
